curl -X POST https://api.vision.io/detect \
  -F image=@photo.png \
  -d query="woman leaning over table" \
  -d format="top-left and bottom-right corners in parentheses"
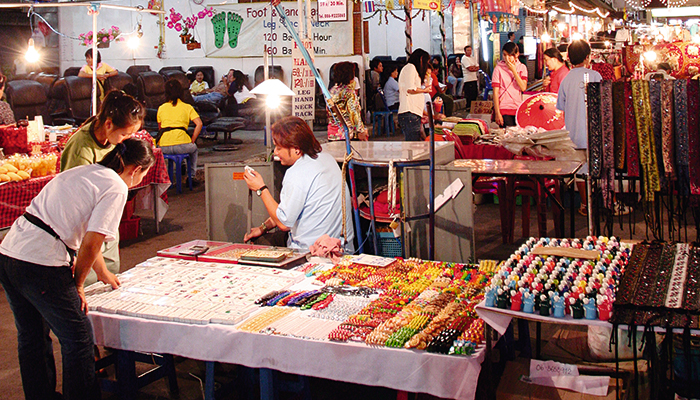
top-left (60, 90), bottom-right (146, 286)
top-left (0, 138), bottom-right (154, 400)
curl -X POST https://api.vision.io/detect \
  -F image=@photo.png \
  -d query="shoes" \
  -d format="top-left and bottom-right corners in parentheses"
top-left (578, 204), bottom-right (588, 216)
top-left (614, 204), bottom-right (631, 216)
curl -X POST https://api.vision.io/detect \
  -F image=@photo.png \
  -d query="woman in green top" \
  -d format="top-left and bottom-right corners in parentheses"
top-left (60, 90), bottom-right (146, 286)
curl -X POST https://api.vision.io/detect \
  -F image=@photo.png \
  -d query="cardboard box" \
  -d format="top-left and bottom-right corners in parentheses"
top-left (497, 358), bottom-right (623, 400)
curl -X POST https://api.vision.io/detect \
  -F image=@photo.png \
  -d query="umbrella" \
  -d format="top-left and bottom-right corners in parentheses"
top-left (516, 92), bottom-right (565, 131)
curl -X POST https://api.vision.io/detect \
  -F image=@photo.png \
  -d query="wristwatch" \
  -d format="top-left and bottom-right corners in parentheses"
top-left (256, 185), bottom-right (268, 196)
top-left (259, 221), bottom-right (269, 233)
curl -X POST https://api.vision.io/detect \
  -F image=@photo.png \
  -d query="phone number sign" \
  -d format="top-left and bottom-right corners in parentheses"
top-left (318, 0), bottom-right (347, 22)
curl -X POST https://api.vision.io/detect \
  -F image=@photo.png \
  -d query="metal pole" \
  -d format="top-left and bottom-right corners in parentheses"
top-left (91, 3), bottom-right (98, 116)
top-left (264, 46), bottom-right (272, 158)
top-left (426, 101), bottom-right (435, 260)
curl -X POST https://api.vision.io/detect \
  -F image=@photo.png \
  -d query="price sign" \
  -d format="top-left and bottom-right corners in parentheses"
top-left (291, 39), bottom-right (316, 122)
top-left (317, 0), bottom-right (347, 22)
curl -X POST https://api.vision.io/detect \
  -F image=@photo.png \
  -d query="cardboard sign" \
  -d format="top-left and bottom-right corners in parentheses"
top-left (291, 39), bottom-right (316, 121)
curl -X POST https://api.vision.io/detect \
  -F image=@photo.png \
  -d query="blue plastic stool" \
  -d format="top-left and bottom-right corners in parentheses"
top-left (372, 111), bottom-right (394, 137)
top-left (163, 153), bottom-right (193, 194)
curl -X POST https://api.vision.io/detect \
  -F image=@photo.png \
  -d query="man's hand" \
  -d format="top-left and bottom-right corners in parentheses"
top-left (468, 66), bottom-right (479, 72)
top-left (244, 226), bottom-right (264, 242)
top-left (243, 169), bottom-right (266, 191)
top-left (97, 270), bottom-right (121, 289)
top-left (495, 112), bottom-right (504, 127)
top-left (76, 284), bottom-right (89, 315)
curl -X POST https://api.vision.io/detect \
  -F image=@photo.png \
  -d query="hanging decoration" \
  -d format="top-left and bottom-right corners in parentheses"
top-left (78, 26), bottom-right (124, 48)
top-left (405, 0), bottom-right (412, 56)
top-left (164, 7), bottom-right (214, 50)
top-left (661, 0), bottom-right (689, 8)
top-left (439, 10), bottom-right (447, 80)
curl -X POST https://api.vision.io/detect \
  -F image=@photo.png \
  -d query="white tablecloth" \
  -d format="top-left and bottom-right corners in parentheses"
top-left (89, 311), bottom-right (485, 400)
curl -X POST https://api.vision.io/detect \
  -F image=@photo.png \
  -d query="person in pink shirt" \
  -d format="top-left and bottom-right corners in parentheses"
top-left (542, 48), bottom-right (569, 94)
top-left (492, 42), bottom-right (528, 127)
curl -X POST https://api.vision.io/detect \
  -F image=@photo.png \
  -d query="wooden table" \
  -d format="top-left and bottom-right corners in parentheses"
top-left (449, 159), bottom-right (584, 238)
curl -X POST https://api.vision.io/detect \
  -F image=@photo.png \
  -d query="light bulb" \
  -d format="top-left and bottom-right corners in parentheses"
top-left (558, 22), bottom-right (567, 32)
top-left (693, 34), bottom-right (700, 44)
top-left (25, 38), bottom-right (39, 63)
top-left (541, 32), bottom-right (552, 42)
top-left (266, 95), bottom-right (281, 109)
top-left (127, 35), bottom-right (140, 50)
top-left (604, 40), bottom-right (611, 48)
top-left (644, 50), bottom-right (657, 62)
top-left (572, 32), bottom-right (583, 41)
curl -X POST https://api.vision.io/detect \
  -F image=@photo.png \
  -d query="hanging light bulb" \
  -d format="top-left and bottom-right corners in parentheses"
top-left (541, 32), bottom-right (552, 42)
top-left (266, 95), bottom-right (281, 109)
top-left (572, 32), bottom-right (584, 41)
top-left (643, 50), bottom-right (657, 62)
top-left (127, 21), bottom-right (143, 50)
top-left (25, 38), bottom-right (40, 63)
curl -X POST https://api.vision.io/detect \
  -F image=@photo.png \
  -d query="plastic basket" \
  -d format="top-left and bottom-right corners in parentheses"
top-left (119, 216), bottom-right (140, 242)
top-left (377, 231), bottom-right (402, 258)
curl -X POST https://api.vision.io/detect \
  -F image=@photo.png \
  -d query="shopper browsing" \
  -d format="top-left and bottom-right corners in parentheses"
top-left (157, 79), bottom-right (202, 172)
top-left (492, 42), bottom-right (528, 127)
top-left (398, 48), bottom-right (431, 141)
top-left (0, 138), bottom-right (154, 400)
top-left (556, 39), bottom-right (602, 215)
top-left (327, 61), bottom-right (368, 141)
top-left (461, 45), bottom-right (480, 110)
top-left (243, 116), bottom-right (355, 252)
top-left (60, 90), bottom-right (146, 286)
top-left (542, 48), bottom-right (569, 94)
top-left (78, 49), bottom-right (118, 102)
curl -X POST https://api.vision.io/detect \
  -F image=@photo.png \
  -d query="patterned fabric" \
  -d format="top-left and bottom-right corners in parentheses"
top-left (612, 81), bottom-right (626, 170)
top-left (688, 80), bottom-right (700, 195)
top-left (600, 80), bottom-right (615, 208)
top-left (587, 82), bottom-right (602, 179)
top-left (660, 81), bottom-right (676, 178)
top-left (632, 80), bottom-right (660, 200)
top-left (625, 82), bottom-right (640, 177)
top-left (674, 80), bottom-right (690, 196)
top-left (0, 148), bottom-right (170, 229)
top-left (591, 62), bottom-right (615, 81)
top-left (328, 83), bottom-right (367, 141)
top-left (0, 101), bottom-right (16, 125)
top-left (649, 81), bottom-right (666, 189)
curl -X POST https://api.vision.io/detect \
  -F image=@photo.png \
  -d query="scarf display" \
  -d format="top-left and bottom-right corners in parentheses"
top-left (660, 80), bottom-right (675, 178)
top-left (612, 81), bottom-right (626, 171)
top-left (688, 80), bottom-right (700, 195)
top-left (587, 82), bottom-right (602, 179)
top-left (624, 82), bottom-right (640, 178)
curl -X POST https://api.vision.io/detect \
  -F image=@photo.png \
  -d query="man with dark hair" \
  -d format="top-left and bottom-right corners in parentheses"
top-left (369, 57), bottom-right (383, 91)
top-left (461, 45), bottom-right (479, 110)
top-left (508, 32), bottom-right (515, 42)
top-left (556, 39), bottom-right (601, 216)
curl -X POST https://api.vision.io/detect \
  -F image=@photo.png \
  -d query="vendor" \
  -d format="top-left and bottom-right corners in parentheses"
top-left (492, 42), bottom-right (527, 127)
top-left (243, 116), bottom-right (355, 252)
top-left (398, 48), bottom-right (431, 141)
top-left (0, 73), bottom-right (16, 127)
top-left (78, 49), bottom-right (118, 102)
top-left (0, 138), bottom-right (154, 400)
top-left (60, 90), bottom-right (146, 286)
top-left (542, 48), bottom-right (569, 94)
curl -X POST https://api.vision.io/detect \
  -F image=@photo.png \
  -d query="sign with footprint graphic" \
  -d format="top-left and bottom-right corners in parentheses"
top-left (204, 2), bottom-right (352, 57)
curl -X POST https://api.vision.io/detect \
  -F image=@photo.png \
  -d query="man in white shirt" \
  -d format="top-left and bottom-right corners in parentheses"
top-left (461, 45), bottom-right (480, 110)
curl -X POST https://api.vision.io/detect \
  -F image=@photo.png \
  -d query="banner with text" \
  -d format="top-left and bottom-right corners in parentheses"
top-left (204, 2), bottom-right (352, 57)
top-left (292, 39), bottom-right (316, 121)
top-left (413, 0), bottom-right (442, 10)
top-left (318, 0), bottom-right (348, 21)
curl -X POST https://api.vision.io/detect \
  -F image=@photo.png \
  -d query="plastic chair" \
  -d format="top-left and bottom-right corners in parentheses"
top-left (162, 153), bottom-right (193, 193)
top-left (372, 88), bottom-right (395, 137)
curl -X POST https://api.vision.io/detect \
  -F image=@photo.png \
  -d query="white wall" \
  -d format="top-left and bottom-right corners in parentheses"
top-left (57, 0), bottom-right (362, 87)
top-left (364, 9), bottom-right (431, 59)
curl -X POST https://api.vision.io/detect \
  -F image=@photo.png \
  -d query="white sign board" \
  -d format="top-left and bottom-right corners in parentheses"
top-left (318, 0), bottom-right (348, 22)
top-left (204, 2), bottom-right (352, 57)
top-left (292, 39), bottom-right (316, 121)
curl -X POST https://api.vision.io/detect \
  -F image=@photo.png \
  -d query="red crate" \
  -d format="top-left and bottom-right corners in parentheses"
top-left (119, 216), bottom-right (140, 241)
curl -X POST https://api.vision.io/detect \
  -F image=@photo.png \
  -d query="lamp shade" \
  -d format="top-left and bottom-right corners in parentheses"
top-left (250, 78), bottom-right (295, 96)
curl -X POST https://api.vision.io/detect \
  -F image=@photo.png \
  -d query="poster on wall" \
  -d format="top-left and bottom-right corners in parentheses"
top-left (414, 0), bottom-right (442, 11)
top-left (452, 5), bottom-right (471, 54)
top-left (204, 2), bottom-right (352, 57)
top-left (291, 39), bottom-right (316, 121)
top-left (318, 0), bottom-right (347, 21)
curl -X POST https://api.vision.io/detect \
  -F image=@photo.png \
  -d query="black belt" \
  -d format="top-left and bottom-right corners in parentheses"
top-left (23, 212), bottom-right (77, 267)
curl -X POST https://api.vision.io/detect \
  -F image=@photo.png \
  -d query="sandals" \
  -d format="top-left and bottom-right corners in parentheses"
top-left (578, 204), bottom-right (588, 216)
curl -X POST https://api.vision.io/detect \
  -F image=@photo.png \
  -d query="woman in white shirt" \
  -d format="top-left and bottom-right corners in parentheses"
top-left (0, 138), bottom-right (154, 400)
top-left (398, 48), bottom-right (431, 141)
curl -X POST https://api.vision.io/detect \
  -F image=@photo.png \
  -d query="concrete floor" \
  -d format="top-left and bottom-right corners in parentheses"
top-left (0, 125), bottom-right (697, 399)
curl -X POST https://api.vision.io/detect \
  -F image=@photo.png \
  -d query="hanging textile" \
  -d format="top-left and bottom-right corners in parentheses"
top-left (535, 42), bottom-right (544, 80)
top-left (674, 79), bottom-right (690, 197)
top-left (632, 80), bottom-right (661, 200)
top-left (660, 80), bottom-right (675, 179)
top-left (601, 80), bottom-right (615, 209)
top-left (612, 81), bottom-right (626, 171)
top-left (625, 82), bottom-right (640, 178)
top-left (587, 82), bottom-right (602, 179)
top-left (688, 80), bottom-right (700, 195)
top-left (649, 81), bottom-right (666, 189)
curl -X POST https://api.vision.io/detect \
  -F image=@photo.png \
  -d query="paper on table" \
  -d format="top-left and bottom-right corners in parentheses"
top-left (350, 254), bottom-right (396, 267)
top-left (429, 178), bottom-right (464, 212)
top-left (529, 360), bottom-right (579, 378)
top-left (525, 376), bottom-right (610, 397)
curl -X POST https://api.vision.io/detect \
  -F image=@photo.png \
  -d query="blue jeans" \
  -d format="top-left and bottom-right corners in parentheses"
top-left (0, 254), bottom-right (99, 400)
top-left (398, 112), bottom-right (423, 141)
top-left (193, 92), bottom-right (224, 104)
top-left (161, 143), bottom-right (198, 171)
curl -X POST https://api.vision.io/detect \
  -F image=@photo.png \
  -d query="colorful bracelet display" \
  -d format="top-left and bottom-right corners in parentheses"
top-left (612, 242), bottom-right (700, 328)
top-left (483, 237), bottom-right (632, 322)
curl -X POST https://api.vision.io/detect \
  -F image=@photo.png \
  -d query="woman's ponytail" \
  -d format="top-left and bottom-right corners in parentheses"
top-left (99, 138), bottom-right (154, 174)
